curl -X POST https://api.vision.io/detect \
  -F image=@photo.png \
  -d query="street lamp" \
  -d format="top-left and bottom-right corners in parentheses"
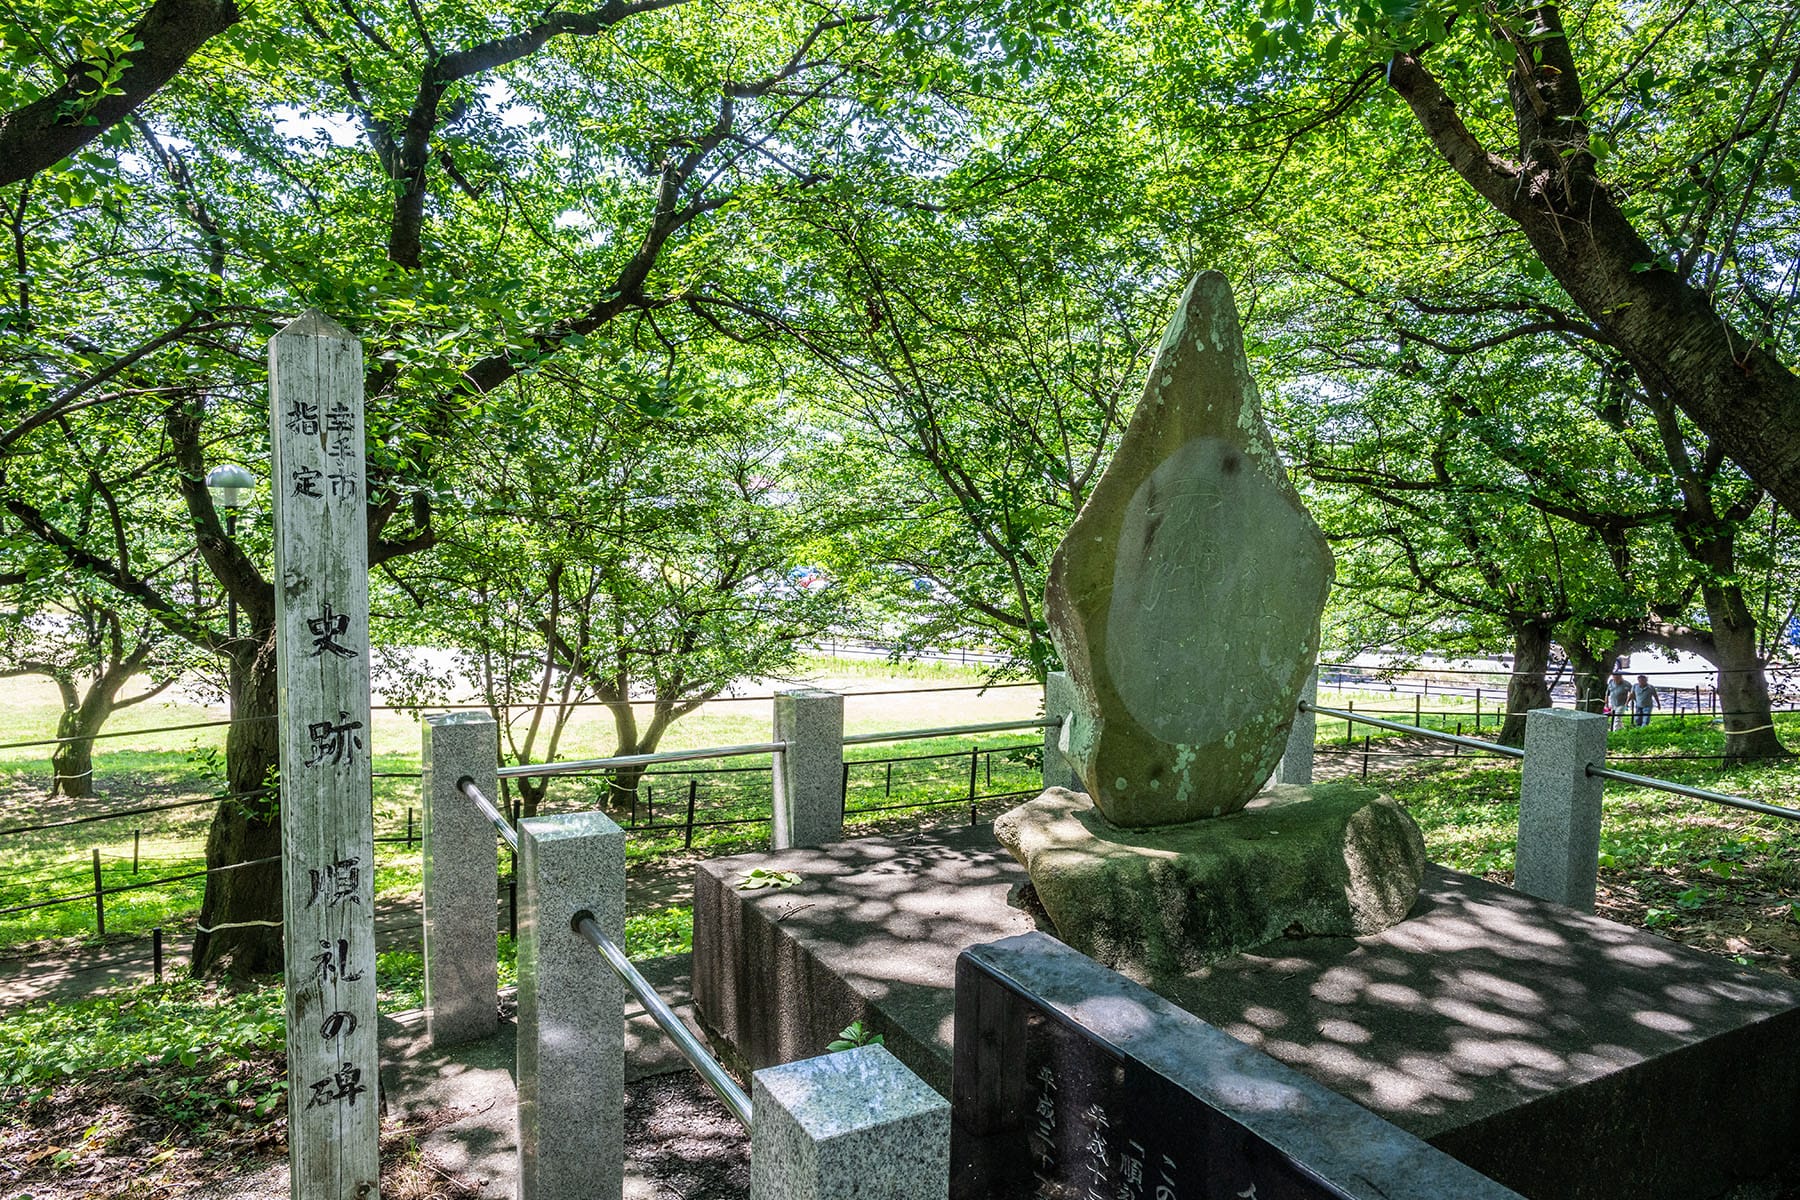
top-left (206, 463), bottom-right (256, 640)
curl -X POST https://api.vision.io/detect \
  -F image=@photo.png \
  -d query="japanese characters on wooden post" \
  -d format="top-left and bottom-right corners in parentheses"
top-left (271, 310), bottom-right (379, 1199)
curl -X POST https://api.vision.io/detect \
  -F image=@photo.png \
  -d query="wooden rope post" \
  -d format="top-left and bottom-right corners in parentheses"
top-left (271, 311), bottom-right (379, 1198)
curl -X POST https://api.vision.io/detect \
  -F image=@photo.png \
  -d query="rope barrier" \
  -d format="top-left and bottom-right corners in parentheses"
top-left (0, 787), bottom-right (274, 838)
top-left (0, 715), bottom-right (272, 752)
top-left (0, 853), bottom-right (279, 918)
top-left (377, 681), bottom-right (1040, 715)
top-left (194, 918), bottom-right (284, 933)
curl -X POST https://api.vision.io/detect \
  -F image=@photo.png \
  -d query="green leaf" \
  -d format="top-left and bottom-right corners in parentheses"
top-left (737, 868), bottom-right (801, 891)
top-left (827, 1021), bottom-right (884, 1052)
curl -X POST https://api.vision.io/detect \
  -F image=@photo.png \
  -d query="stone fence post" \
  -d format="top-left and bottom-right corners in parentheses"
top-left (1276, 668), bottom-right (1318, 787)
top-left (773, 688), bottom-right (844, 849)
top-left (750, 1044), bottom-right (950, 1200)
top-left (1514, 708), bottom-right (1608, 911)
top-left (421, 711), bottom-right (500, 1048)
top-left (1042, 672), bottom-right (1081, 793)
top-left (517, 811), bottom-right (626, 1200)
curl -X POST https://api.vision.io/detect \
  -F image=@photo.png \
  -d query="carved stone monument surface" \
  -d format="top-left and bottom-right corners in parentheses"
top-left (1003, 270), bottom-right (1424, 972)
top-left (1044, 270), bottom-right (1332, 826)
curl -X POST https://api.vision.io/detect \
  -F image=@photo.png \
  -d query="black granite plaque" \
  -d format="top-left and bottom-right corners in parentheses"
top-left (950, 933), bottom-right (1522, 1200)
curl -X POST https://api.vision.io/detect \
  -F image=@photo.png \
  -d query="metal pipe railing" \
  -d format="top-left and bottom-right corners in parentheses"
top-left (1587, 764), bottom-right (1800, 821)
top-left (1303, 700), bottom-right (1797, 821)
top-left (842, 717), bottom-right (1061, 746)
top-left (572, 912), bottom-right (751, 1127)
top-left (1300, 700), bottom-right (1525, 759)
top-left (496, 742), bottom-right (787, 780)
top-left (459, 777), bottom-right (520, 851)
top-left (498, 718), bottom-right (1056, 778)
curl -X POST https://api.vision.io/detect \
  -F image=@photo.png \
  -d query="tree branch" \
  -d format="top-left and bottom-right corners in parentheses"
top-left (0, 0), bottom-right (240, 187)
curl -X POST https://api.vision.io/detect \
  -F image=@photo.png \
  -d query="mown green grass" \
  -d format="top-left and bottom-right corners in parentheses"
top-left (2, 906), bottom-right (700, 1096)
top-left (566, 733), bottom-right (1045, 864)
top-left (0, 658), bottom-right (1041, 947)
top-left (1377, 712), bottom-right (1800, 884)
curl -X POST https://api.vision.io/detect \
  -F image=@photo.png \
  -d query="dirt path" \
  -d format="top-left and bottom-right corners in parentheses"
top-left (0, 895), bottom-right (423, 1013)
top-left (1310, 730), bottom-right (1515, 783)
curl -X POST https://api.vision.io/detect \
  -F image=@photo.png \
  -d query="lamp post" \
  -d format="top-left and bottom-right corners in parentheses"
top-left (206, 463), bottom-right (256, 640)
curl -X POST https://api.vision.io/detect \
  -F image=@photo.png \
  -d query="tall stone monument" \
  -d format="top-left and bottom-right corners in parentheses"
top-left (998, 271), bottom-right (1426, 978)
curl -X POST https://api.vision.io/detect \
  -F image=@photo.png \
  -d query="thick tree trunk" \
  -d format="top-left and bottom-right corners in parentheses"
top-left (513, 775), bottom-right (548, 820)
top-left (0, 0), bottom-right (240, 188)
top-left (1497, 621), bottom-right (1554, 748)
top-left (49, 659), bottom-right (142, 798)
top-left (191, 632), bottom-right (283, 976)
top-left (1562, 630), bottom-right (1638, 718)
top-left (1565, 643), bottom-right (1608, 715)
top-left (608, 762), bottom-right (647, 813)
top-left (49, 732), bottom-right (94, 799)
top-left (608, 704), bottom-right (683, 815)
top-left (1668, 480), bottom-right (1791, 763)
top-left (1701, 584), bottom-right (1789, 765)
top-left (47, 684), bottom-right (97, 799)
top-left (50, 700), bottom-right (112, 799)
top-left (46, 646), bottom-right (163, 799)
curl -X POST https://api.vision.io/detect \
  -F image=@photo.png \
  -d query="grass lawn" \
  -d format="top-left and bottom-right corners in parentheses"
top-left (0, 659), bottom-right (1044, 948)
top-left (3, 664), bottom-right (1793, 953)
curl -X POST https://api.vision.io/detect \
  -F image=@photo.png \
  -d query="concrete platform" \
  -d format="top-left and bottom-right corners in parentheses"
top-left (693, 825), bottom-right (1044, 1095)
top-left (691, 825), bottom-right (1800, 1200)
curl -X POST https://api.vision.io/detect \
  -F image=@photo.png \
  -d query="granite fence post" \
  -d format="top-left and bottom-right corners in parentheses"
top-left (1514, 708), bottom-right (1608, 912)
top-left (516, 811), bottom-right (625, 1200)
top-left (421, 712), bottom-right (501, 1048)
top-left (750, 1044), bottom-right (950, 1200)
top-left (1042, 672), bottom-right (1081, 793)
top-left (773, 688), bottom-right (845, 849)
top-left (1276, 668), bottom-right (1318, 787)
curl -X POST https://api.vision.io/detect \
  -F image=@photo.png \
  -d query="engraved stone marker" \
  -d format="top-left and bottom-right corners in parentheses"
top-left (272, 310), bottom-right (379, 1199)
top-left (1044, 271), bottom-right (1332, 827)
top-left (950, 933), bottom-right (1524, 1200)
top-left (1001, 272), bottom-right (1422, 975)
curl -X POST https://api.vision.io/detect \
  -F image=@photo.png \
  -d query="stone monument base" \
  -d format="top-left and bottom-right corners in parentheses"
top-left (995, 783), bottom-right (1426, 978)
top-left (691, 825), bottom-right (1800, 1200)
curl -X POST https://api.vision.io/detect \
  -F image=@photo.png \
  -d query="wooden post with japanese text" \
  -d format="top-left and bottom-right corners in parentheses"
top-left (272, 311), bottom-right (380, 1199)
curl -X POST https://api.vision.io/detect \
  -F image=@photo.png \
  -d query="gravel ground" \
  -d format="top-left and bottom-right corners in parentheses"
top-left (625, 1072), bottom-right (750, 1200)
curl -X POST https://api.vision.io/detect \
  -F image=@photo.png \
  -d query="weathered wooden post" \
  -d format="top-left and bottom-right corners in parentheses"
top-left (271, 311), bottom-right (379, 1198)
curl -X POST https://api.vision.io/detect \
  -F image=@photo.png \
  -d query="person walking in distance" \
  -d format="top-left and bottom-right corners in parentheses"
top-left (1632, 675), bottom-right (1660, 728)
top-left (1606, 672), bottom-right (1634, 731)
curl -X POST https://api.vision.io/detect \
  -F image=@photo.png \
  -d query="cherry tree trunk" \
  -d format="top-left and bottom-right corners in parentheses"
top-left (1496, 622), bottom-right (1554, 749)
top-left (50, 707), bottom-right (98, 799)
top-left (191, 634), bottom-right (283, 975)
top-left (1702, 586), bottom-right (1789, 765)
